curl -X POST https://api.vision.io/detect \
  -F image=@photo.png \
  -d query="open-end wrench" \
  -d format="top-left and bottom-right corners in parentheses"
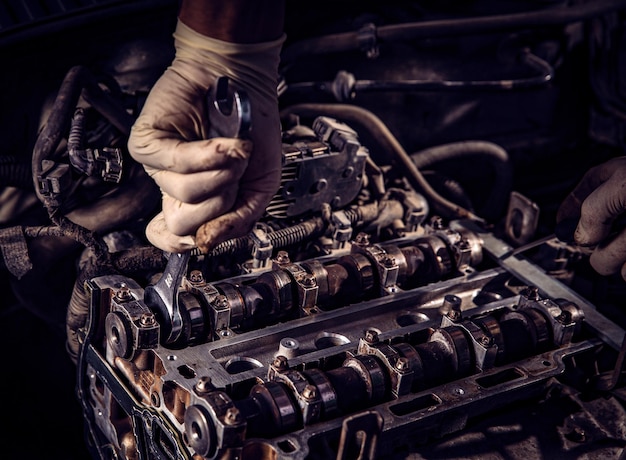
top-left (207, 76), bottom-right (252, 139)
top-left (144, 251), bottom-right (190, 344)
top-left (144, 77), bottom-right (251, 345)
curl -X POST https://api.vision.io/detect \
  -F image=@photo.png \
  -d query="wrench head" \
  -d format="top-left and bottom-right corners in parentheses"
top-left (207, 76), bottom-right (252, 139)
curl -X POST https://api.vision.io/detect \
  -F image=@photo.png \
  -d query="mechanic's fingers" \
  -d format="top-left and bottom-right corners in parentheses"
top-left (556, 165), bottom-right (606, 229)
top-left (589, 227), bottom-right (626, 276)
top-left (575, 172), bottom-right (626, 247)
top-left (129, 129), bottom-right (252, 174)
top-left (145, 212), bottom-right (196, 253)
top-left (162, 190), bottom-right (237, 237)
top-left (556, 157), bottom-right (626, 246)
top-left (150, 159), bottom-right (248, 204)
top-left (195, 190), bottom-right (271, 253)
top-left (555, 192), bottom-right (584, 239)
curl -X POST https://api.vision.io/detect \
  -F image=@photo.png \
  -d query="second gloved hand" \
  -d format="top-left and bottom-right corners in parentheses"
top-left (556, 156), bottom-right (626, 281)
top-left (128, 20), bottom-right (284, 253)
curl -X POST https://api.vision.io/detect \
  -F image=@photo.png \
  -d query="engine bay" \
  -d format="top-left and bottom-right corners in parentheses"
top-left (2, 1), bottom-right (626, 459)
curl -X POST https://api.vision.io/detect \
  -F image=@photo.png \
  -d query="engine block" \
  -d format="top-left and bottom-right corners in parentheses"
top-left (77, 219), bottom-right (623, 459)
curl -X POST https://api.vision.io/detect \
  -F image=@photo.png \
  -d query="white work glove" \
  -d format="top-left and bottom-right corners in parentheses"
top-left (128, 21), bottom-right (284, 253)
top-left (556, 156), bottom-right (626, 281)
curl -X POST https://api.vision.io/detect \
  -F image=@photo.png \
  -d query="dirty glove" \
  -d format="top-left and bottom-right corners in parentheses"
top-left (128, 20), bottom-right (284, 253)
top-left (556, 156), bottom-right (626, 281)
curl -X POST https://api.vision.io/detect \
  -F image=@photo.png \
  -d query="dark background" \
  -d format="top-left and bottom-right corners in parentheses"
top-left (1, 0), bottom-right (626, 458)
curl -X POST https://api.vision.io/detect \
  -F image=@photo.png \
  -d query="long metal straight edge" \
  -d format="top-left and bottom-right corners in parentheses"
top-left (461, 221), bottom-right (625, 350)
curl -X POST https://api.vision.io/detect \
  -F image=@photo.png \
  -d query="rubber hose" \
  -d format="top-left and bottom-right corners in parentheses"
top-left (421, 171), bottom-right (474, 214)
top-left (411, 140), bottom-right (511, 221)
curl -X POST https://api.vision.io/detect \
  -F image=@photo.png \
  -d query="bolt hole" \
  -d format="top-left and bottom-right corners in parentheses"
top-left (177, 365), bottom-right (196, 379)
top-left (396, 313), bottom-right (429, 326)
top-left (191, 421), bottom-right (202, 441)
top-left (110, 326), bottom-right (120, 344)
top-left (224, 357), bottom-right (263, 374)
top-left (277, 439), bottom-right (297, 453)
top-left (315, 332), bottom-right (350, 349)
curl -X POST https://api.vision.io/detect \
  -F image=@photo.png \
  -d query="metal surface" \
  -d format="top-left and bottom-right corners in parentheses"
top-left (77, 219), bottom-right (626, 459)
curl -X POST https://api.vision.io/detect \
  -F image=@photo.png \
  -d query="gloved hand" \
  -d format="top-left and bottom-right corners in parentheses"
top-left (556, 156), bottom-right (626, 280)
top-left (128, 20), bottom-right (284, 253)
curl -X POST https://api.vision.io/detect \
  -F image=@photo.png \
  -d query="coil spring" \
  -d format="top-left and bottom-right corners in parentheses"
top-left (68, 107), bottom-right (85, 150)
top-left (202, 217), bottom-right (326, 259)
top-left (205, 235), bottom-right (253, 257)
top-left (267, 217), bottom-right (324, 247)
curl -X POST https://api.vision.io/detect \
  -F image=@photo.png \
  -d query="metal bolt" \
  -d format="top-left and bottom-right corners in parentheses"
top-left (354, 232), bottom-right (370, 246)
top-left (381, 255), bottom-right (395, 268)
top-left (458, 239), bottom-right (470, 250)
top-left (139, 313), bottom-right (156, 327)
top-left (188, 270), bottom-right (204, 283)
top-left (395, 357), bottom-right (409, 371)
top-left (273, 355), bottom-right (289, 370)
top-left (566, 427), bottom-right (587, 443)
top-left (447, 309), bottom-right (461, 321)
top-left (302, 385), bottom-right (317, 400)
top-left (224, 407), bottom-right (242, 425)
top-left (364, 329), bottom-right (379, 344)
top-left (275, 251), bottom-right (290, 264)
top-left (195, 376), bottom-right (212, 393)
top-left (213, 295), bottom-right (229, 310)
top-left (557, 311), bottom-right (572, 324)
top-left (115, 284), bottom-right (132, 302)
top-left (440, 294), bottom-right (462, 317)
top-left (302, 274), bottom-right (316, 287)
top-left (524, 286), bottom-right (540, 301)
top-left (430, 216), bottom-right (445, 230)
top-left (480, 335), bottom-right (492, 346)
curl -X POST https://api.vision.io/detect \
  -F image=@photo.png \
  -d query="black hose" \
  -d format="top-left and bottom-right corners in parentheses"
top-left (411, 140), bottom-right (512, 221)
top-left (421, 171), bottom-right (475, 215)
top-left (280, 103), bottom-right (484, 223)
top-left (281, 0), bottom-right (625, 65)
